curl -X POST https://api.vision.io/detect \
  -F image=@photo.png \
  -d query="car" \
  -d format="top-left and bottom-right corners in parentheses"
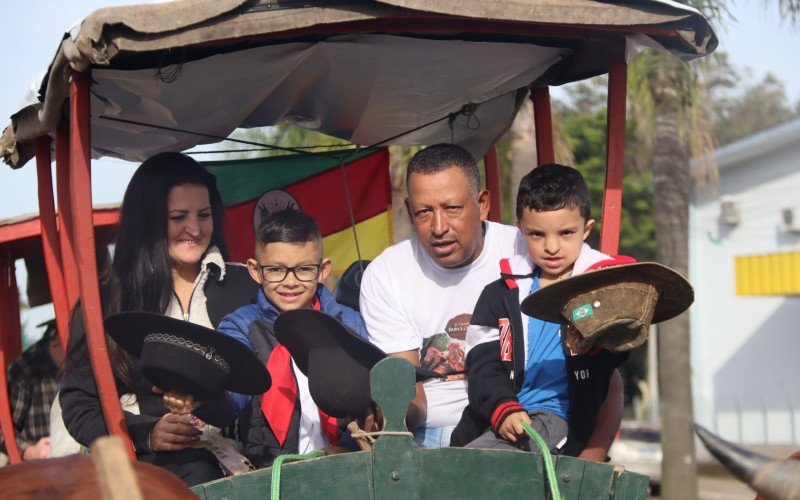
top-left (609, 421), bottom-right (662, 495)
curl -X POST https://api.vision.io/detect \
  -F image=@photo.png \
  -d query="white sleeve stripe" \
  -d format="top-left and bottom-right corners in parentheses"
top-left (464, 324), bottom-right (499, 356)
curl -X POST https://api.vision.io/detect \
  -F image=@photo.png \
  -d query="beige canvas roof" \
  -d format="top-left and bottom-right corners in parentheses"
top-left (2, 0), bottom-right (717, 169)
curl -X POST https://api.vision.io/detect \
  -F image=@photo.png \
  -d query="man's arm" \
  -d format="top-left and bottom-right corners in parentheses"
top-left (360, 257), bottom-right (428, 429)
top-left (579, 369), bottom-right (623, 462)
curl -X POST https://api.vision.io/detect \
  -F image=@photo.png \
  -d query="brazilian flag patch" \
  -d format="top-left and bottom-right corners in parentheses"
top-left (571, 304), bottom-right (594, 322)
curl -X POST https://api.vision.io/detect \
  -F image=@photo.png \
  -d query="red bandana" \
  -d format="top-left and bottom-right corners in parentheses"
top-left (260, 296), bottom-right (338, 447)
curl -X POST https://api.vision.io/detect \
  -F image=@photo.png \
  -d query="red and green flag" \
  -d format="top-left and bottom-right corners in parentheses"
top-left (203, 148), bottom-right (393, 275)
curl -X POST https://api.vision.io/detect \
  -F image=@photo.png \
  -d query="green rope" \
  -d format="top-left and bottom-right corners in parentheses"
top-left (270, 450), bottom-right (325, 500)
top-left (521, 422), bottom-right (562, 500)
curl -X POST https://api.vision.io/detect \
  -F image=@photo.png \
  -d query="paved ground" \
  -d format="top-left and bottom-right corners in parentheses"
top-left (697, 474), bottom-right (756, 499)
top-left (649, 473), bottom-right (756, 499)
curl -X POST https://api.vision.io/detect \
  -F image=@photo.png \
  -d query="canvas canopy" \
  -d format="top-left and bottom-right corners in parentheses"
top-left (1, 0), bottom-right (717, 168)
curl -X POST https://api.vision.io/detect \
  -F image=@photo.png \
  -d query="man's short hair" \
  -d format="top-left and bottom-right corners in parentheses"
top-left (406, 144), bottom-right (481, 197)
top-left (256, 209), bottom-right (323, 250)
top-left (516, 163), bottom-right (591, 220)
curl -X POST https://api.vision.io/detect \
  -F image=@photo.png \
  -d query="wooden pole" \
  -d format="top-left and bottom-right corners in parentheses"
top-left (532, 87), bottom-right (555, 166)
top-left (91, 437), bottom-right (144, 500)
top-left (483, 144), bottom-right (503, 222)
top-left (599, 53), bottom-right (627, 255)
top-left (69, 71), bottom-right (135, 457)
top-left (55, 122), bottom-right (80, 308)
top-left (35, 137), bottom-right (70, 348)
top-left (0, 255), bottom-right (23, 463)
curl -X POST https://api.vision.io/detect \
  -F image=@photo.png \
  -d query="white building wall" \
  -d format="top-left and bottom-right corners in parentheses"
top-left (690, 130), bottom-right (800, 446)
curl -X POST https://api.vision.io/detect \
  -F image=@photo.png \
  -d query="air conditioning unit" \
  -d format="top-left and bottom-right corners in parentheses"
top-left (781, 207), bottom-right (800, 233)
top-left (719, 195), bottom-right (740, 226)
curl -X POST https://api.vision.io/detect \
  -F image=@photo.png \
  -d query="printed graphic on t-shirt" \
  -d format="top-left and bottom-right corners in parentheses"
top-left (420, 313), bottom-right (470, 380)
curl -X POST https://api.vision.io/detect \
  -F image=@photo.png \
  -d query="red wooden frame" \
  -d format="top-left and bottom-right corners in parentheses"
top-left (0, 254), bottom-right (23, 463)
top-left (69, 72), bottom-right (135, 456)
top-left (599, 53), bottom-right (627, 255)
top-left (56, 123), bottom-right (80, 308)
top-left (532, 87), bottom-right (555, 166)
top-left (35, 138), bottom-right (71, 348)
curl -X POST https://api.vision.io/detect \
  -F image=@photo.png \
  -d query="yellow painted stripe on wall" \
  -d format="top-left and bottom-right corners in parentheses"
top-left (735, 250), bottom-right (800, 295)
top-left (323, 210), bottom-right (392, 275)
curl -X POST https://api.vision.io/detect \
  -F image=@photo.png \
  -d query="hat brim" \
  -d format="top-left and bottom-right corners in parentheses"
top-left (274, 309), bottom-right (437, 417)
top-left (105, 312), bottom-right (270, 396)
top-left (520, 262), bottom-right (694, 325)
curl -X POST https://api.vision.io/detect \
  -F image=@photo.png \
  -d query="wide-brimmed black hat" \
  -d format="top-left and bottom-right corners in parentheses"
top-left (521, 262), bottom-right (694, 352)
top-left (105, 312), bottom-right (270, 400)
top-left (273, 309), bottom-right (439, 418)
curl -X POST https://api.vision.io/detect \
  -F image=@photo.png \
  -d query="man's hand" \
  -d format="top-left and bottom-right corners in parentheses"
top-left (149, 413), bottom-right (202, 451)
top-left (564, 325), bottom-right (592, 355)
top-left (22, 437), bottom-right (51, 460)
top-left (322, 445), bottom-right (349, 456)
top-left (362, 404), bottom-right (384, 433)
top-left (578, 446), bottom-right (609, 462)
top-left (497, 411), bottom-right (532, 443)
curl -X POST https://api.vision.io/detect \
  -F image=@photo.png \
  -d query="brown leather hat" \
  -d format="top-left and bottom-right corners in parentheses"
top-left (520, 262), bottom-right (694, 352)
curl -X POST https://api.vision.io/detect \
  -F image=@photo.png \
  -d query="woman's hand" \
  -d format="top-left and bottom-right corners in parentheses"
top-left (153, 386), bottom-right (206, 415)
top-left (149, 413), bottom-right (202, 451)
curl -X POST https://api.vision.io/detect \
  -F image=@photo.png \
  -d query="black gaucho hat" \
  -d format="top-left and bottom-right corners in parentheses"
top-left (521, 262), bottom-right (694, 352)
top-left (273, 309), bottom-right (439, 418)
top-left (105, 312), bottom-right (270, 400)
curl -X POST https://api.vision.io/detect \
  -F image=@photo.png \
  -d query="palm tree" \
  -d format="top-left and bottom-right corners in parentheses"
top-left (628, 2), bottom-right (797, 497)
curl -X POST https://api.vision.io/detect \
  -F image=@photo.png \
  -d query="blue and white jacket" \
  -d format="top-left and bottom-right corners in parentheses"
top-left (216, 285), bottom-right (367, 467)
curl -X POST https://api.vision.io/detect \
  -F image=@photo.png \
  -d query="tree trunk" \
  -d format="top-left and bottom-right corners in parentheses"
top-left (389, 146), bottom-right (414, 242)
top-left (508, 99), bottom-right (537, 201)
top-left (652, 80), bottom-right (698, 499)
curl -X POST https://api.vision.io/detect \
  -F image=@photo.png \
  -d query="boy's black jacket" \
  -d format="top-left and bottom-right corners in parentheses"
top-left (451, 275), bottom-right (629, 456)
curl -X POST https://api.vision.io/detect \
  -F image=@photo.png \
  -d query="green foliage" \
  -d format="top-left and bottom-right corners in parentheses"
top-left (229, 125), bottom-right (351, 158)
top-left (706, 52), bottom-right (798, 144)
top-left (557, 86), bottom-right (657, 260)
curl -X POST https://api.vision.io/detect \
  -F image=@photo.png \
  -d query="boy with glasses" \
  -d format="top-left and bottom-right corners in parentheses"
top-left (217, 209), bottom-right (367, 467)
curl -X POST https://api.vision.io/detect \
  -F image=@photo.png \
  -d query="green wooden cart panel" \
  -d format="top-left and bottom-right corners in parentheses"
top-left (193, 452), bottom-right (373, 499)
top-left (191, 358), bottom-right (650, 500)
top-left (419, 447), bottom-right (547, 499)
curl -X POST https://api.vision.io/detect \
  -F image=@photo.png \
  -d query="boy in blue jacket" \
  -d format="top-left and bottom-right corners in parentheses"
top-left (217, 209), bottom-right (367, 467)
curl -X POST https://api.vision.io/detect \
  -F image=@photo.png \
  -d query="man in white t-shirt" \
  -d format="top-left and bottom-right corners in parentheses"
top-left (362, 144), bottom-right (625, 458)
top-left (359, 144), bottom-right (527, 447)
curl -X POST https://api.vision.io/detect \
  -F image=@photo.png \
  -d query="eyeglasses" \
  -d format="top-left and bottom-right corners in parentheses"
top-left (258, 263), bottom-right (322, 283)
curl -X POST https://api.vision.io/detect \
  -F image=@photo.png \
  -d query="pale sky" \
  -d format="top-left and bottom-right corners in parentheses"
top-left (1, 0), bottom-right (799, 340)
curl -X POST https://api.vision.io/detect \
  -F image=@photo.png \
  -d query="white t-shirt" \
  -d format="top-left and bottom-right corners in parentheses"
top-left (360, 221), bottom-right (526, 428)
top-left (292, 362), bottom-right (330, 454)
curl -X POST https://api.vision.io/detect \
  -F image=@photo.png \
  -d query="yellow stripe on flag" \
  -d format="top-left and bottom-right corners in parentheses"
top-left (323, 210), bottom-right (392, 275)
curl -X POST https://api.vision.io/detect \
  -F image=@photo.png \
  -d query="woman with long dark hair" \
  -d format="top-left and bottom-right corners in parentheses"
top-left (60, 152), bottom-right (257, 485)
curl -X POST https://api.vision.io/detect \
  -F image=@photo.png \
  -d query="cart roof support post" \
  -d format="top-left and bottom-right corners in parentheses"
top-left (599, 50), bottom-right (627, 255)
top-left (0, 254), bottom-right (23, 463)
top-left (483, 144), bottom-right (502, 222)
top-left (532, 86), bottom-right (555, 166)
top-left (56, 122), bottom-right (80, 308)
top-left (35, 137), bottom-right (70, 348)
top-left (68, 71), bottom-right (135, 457)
